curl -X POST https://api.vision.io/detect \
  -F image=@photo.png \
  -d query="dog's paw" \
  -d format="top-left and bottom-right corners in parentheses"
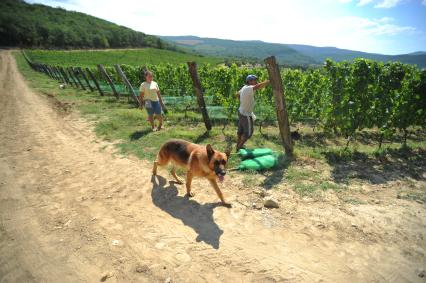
top-left (176, 178), bottom-right (184, 185)
top-left (222, 202), bottom-right (232, 208)
top-left (185, 192), bottom-right (195, 198)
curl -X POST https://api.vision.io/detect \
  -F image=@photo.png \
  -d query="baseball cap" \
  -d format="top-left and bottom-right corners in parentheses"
top-left (246, 74), bottom-right (258, 82)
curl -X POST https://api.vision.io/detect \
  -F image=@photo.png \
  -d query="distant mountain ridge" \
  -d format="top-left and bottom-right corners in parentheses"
top-left (162, 36), bottom-right (426, 68)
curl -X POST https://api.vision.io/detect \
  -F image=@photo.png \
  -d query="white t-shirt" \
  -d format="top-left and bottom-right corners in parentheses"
top-left (238, 85), bottom-right (255, 116)
top-left (139, 81), bottom-right (159, 101)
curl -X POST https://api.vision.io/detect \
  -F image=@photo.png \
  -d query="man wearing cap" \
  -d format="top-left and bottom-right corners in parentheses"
top-left (236, 75), bottom-right (270, 152)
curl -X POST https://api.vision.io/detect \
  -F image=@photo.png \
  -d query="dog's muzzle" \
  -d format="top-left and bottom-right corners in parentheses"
top-left (216, 169), bottom-right (226, 182)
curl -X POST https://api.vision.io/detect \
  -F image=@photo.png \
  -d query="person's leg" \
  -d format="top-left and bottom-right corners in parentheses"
top-left (148, 115), bottom-right (155, 130)
top-left (153, 101), bottom-right (163, 130)
top-left (236, 114), bottom-right (251, 151)
top-left (157, 115), bottom-right (163, 130)
top-left (236, 136), bottom-right (248, 151)
top-left (236, 114), bottom-right (244, 152)
top-left (146, 103), bottom-right (156, 130)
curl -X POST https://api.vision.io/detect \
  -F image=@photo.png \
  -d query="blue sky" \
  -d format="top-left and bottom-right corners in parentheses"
top-left (27, 0), bottom-right (426, 54)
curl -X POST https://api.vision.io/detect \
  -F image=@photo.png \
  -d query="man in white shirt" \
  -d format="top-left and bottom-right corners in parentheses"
top-left (236, 75), bottom-right (270, 152)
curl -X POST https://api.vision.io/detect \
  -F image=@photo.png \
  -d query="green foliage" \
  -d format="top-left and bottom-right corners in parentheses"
top-left (26, 49), bottom-right (222, 67)
top-left (162, 36), bottom-right (317, 66)
top-left (0, 0), bottom-right (172, 50)
top-left (110, 59), bottom-right (424, 147)
top-left (29, 49), bottom-right (426, 147)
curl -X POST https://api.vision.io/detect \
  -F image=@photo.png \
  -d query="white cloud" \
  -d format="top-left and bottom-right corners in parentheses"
top-left (357, 0), bottom-right (374, 6)
top-left (375, 0), bottom-right (404, 8)
top-left (26, 0), bottom-right (420, 54)
top-left (422, 0), bottom-right (426, 5)
top-left (334, 16), bottom-right (415, 36)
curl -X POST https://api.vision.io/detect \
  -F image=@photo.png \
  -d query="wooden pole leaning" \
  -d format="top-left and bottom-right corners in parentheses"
top-left (97, 64), bottom-right (119, 98)
top-left (264, 56), bottom-right (294, 158)
top-left (187, 61), bottom-right (212, 131)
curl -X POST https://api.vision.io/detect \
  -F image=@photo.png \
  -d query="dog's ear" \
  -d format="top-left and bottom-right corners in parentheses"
top-left (206, 144), bottom-right (215, 161)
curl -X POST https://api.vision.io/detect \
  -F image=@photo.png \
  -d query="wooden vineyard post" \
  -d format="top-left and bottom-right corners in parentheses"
top-left (114, 64), bottom-right (140, 106)
top-left (97, 64), bottom-right (119, 98)
top-left (52, 66), bottom-right (62, 82)
top-left (59, 67), bottom-right (71, 85)
top-left (57, 66), bottom-right (71, 85)
top-left (71, 67), bottom-right (86, 90)
top-left (43, 64), bottom-right (53, 78)
top-left (187, 62), bottom-right (212, 131)
top-left (48, 65), bottom-right (58, 80)
top-left (264, 56), bottom-right (294, 158)
top-left (86, 68), bottom-right (104, 96)
top-left (47, 65), bottom-right (57, 80)
top-left (34, 63), bottom-right (43, 73)
top-left (77, 67), bottom-right (93, 92)
top-left (66, 67), bottom-right (79, 88)
top-left (53, 66), bottom-right (64, 83)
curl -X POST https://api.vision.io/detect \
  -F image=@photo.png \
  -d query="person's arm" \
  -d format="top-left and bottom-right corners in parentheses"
top-left (253, 80), bottom-right (270, 91)
top-left (139, 90), bottom-right (144, 108)
top-left (157, 89), bottom-right (168, 114)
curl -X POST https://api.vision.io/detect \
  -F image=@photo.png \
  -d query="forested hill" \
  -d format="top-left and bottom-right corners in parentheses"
top-left (162, 36), bottom-right (426, 68)
top-left (0, 0), bottom-right (173, 50)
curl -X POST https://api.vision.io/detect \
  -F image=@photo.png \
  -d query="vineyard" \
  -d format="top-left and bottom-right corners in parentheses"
top-left (120, 60), bottom-right (426, 145)
top-left (25, 48), bottom-right (223, 66)
top-left (3, 0), bottom-right (426, 279)
top-left (25, 50), bottom-right (426, 150)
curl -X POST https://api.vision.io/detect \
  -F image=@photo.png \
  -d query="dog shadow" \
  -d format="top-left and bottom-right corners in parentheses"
top-left (151, 175), bottom-right (223, 249)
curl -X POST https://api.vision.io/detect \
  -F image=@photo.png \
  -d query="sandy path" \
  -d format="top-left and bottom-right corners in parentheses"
top-left (0, 50), bottom-right (425, 283)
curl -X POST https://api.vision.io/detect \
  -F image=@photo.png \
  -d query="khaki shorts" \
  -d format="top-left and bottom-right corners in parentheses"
top-left (237, 113), bottom-right (254, 139)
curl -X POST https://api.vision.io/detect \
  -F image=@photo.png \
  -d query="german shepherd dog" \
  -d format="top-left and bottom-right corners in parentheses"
top-left (152, 139), bottom-right (232, 207)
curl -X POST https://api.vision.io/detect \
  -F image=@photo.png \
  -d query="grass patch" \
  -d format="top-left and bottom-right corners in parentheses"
top-left (291, 181), bottom-right (342, 196)
top-left (397, 192), bottom-right (426, 203)
top-left (14, 51), bottom-right (426, 197)
top-left (343, 198), bottom-right (366, 205)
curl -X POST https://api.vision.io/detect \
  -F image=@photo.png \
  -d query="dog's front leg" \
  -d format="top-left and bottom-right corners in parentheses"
top-left (171, 167), bottom-right (184, 184)
top-left (152, 161), bottom-right (158, 175)
top-left (185, 172), bottom-right (194, 197)
top-left (208, 179), bottom-right (231, 207)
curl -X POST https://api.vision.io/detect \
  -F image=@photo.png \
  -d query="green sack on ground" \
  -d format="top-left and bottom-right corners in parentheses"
top-left (238, 154), bottom-right (278, 171)
top-left (238, 148), bottom-right (274, 160)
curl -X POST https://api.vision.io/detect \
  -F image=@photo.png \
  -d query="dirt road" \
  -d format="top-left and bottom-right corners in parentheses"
top-left (0, 50), bottom-right (425, 282)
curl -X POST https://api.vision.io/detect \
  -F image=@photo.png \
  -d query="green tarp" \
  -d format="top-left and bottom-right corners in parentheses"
top-left (237, 148), bottom-right (279, 171)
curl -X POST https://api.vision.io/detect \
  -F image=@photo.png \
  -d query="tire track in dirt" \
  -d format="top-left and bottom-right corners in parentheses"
top-left (1, 50), bottom-right (425, 282)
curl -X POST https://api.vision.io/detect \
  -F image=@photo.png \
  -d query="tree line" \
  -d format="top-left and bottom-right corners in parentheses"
top-left (0, 0), bottom-right (175, 50)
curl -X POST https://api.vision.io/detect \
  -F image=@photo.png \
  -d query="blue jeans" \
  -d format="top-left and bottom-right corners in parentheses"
top-left (145, 100), bottom-right (162, 116)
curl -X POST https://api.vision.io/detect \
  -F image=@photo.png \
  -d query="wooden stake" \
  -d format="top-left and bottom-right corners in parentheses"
top-left (264, 56), bottom-right (293, 157)
top-left (77, 67), bottom-right (93, 92)
top-left (114, 64), bottom-right (140, 105)
top-left (187, 62), bottom-right (212, 131)
top-left (53, 66), bottom-right (65, 83)
top-left (71, 67), bottom-right (86, 90)
top-left (66, 67), bottom-right (79, 88)
top-left (97, 64), bottom-right (119, 98)
top-left (43, 64), bottom-right (53, 78)
top-left (86, 68), bottom-right (104, 96)
top-left (53, 66), bottom-right (63, 82)
top-left (59, 67), bottom-right (71, 85)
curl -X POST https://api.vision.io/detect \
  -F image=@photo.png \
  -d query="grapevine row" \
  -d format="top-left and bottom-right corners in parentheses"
top-left (87, 59), bottom-right (424, 146)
